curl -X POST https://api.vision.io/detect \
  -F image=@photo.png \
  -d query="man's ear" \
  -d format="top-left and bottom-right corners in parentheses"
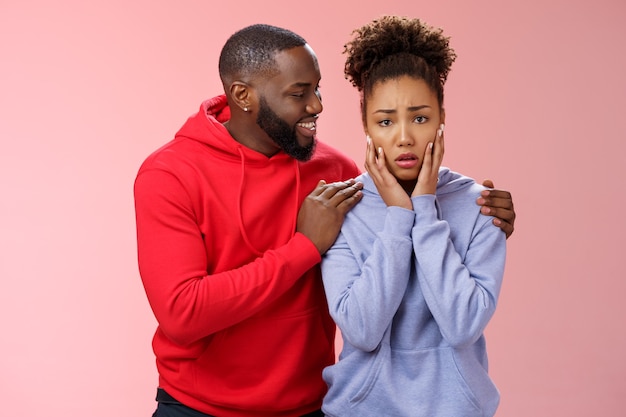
top-left (230, 81), bottom-right (255, 113)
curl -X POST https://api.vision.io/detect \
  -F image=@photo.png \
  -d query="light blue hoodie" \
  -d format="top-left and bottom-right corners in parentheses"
top-left (321, 167), bottom-right (506, 417)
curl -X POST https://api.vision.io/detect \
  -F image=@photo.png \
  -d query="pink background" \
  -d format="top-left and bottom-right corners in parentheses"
top-left (1, 0), bottom-right (625, 416)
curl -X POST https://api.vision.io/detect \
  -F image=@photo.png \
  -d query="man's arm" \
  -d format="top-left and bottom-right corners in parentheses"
top-left (477, 179), bottom-right (516, 239)
top-left (134, 169), bottom-right (318, 346)
top-left (134, 170), bottom-right (362, 346)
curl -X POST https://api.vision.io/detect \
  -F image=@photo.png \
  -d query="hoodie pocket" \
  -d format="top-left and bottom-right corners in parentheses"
top-left (189, 305), bottom-right (333, 409)
top-left (347, 347), bottom-right (486, 417)
top-left (348, 344), bottom-right (390, 404)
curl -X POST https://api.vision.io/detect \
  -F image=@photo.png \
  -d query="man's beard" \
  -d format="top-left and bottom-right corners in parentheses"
top-left (256, 97), bottom-right (315, 161)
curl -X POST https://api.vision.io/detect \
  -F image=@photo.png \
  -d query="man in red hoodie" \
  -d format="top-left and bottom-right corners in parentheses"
top-left (134, 24), bottom-right (516, 417)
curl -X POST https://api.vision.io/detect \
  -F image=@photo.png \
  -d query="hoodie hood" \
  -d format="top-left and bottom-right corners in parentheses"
top-left (174, 95), bottom-right (233, 154)
top-left (435, 167), bottom-right (476, 195)
top-left (173, 95), bottom-right (300, 256)
top-left (174, 95), bottom-right (293, 165)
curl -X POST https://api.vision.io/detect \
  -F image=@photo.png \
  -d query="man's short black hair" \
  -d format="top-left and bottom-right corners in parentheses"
top-left (219, 24), bottom-right (307, 83)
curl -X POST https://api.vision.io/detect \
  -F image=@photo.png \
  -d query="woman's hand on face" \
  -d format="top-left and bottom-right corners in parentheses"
top-left (412, 125), bottom-right (445, 197)
top-left (364, 136), bottom-right (413, 209)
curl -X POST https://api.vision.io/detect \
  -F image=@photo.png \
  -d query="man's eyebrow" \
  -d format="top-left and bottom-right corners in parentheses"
top-left (289, 82), bottom-right (314, 88)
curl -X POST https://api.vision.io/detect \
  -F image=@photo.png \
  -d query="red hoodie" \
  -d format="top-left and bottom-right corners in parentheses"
top-left (134, 95), bottom-right (360, 417)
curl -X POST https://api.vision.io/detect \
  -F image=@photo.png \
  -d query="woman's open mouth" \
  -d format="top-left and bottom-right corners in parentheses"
top-left (395, 153), bottom-right (418, 169)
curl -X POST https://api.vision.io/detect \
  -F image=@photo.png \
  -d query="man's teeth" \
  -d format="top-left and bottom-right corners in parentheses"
top-left (297, 122), bottom-right (316, 130)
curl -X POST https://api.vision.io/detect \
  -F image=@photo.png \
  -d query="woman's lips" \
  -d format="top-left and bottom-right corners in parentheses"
top-left (395, 153), bottom-right (418, 169)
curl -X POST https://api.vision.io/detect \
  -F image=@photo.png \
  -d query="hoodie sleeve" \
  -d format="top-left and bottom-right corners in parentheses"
top-left (134, 168), bottom-right (321, 346)
top-left (411, 194), bottom-right (506, 348)
top-left (322, 207), bottom-right (416, 352)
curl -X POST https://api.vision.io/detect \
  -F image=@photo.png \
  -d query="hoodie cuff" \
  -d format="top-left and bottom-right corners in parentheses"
top-left (412, 194), bottom-right (438, 223)
top-left (285, 232), bottom-right (323, 272)
top-left (384, 206), bottom-right (416, 236)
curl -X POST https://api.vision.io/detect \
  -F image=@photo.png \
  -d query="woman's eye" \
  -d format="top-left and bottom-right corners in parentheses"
top-left (379, 119), bottom-right (392, 127)
top-left (414, 116), bottom-right (428, 124)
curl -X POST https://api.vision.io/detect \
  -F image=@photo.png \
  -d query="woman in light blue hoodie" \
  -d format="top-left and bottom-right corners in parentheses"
top-left (321, 16), bottom-right (507, 417)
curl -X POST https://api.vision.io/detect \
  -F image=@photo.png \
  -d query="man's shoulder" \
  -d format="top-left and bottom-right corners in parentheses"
top-left (137, 137), bottom-right (207, 178)
top-left (303, 139), bottom-right (359, 179)
top-left (313, 138), bottom-right (345, 154)
top-left (310, 139), bottom-right (356, 165)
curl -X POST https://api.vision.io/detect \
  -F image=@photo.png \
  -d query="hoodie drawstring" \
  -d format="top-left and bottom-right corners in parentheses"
top-left (236, 147), bottom-right (300, 256)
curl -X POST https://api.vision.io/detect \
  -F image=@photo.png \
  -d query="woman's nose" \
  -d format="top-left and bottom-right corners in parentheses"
top-left (398, 124), bottom-right (414, 146)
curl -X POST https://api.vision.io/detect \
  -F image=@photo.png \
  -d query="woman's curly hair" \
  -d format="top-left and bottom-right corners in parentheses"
top-left (344, 16), bottom-right (457, 111)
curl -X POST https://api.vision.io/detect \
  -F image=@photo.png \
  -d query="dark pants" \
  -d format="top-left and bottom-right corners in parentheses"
top-left (152, 389), bottom-right (324, 417)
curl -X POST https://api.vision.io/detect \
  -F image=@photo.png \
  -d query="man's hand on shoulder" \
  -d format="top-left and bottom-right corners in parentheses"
top-left (477, 179), bottom-right (516, 239)
top-left (297, 179), bottom-right (363, 254)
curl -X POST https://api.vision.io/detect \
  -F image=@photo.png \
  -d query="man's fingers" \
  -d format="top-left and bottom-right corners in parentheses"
top-left (309, 179), bottom-right (364, 209)
top-left (478, 195), bottom-right (513, 210)
top-left (326, 182), bottom-right (363, 206)
top-left (481, 205), bottom-right (515, 222)
top-left (336, 188), bottom-right (364, 212)
top-left (479, 190), bottom-right (513, 207)
top-left (308, 180), bottom-right (327, 196)
top-left (478, 183), bottom-right (516, 239)
top-left (482, 188), bottom-right (512, 199)
top-left (311, 179), bottom-right (357, 197)
top-left (493, 217), bottom-right (514, 239)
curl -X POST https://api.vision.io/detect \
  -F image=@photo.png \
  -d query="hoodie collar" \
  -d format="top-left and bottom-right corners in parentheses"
top-left (176, 96), bottom-right (301, 256)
